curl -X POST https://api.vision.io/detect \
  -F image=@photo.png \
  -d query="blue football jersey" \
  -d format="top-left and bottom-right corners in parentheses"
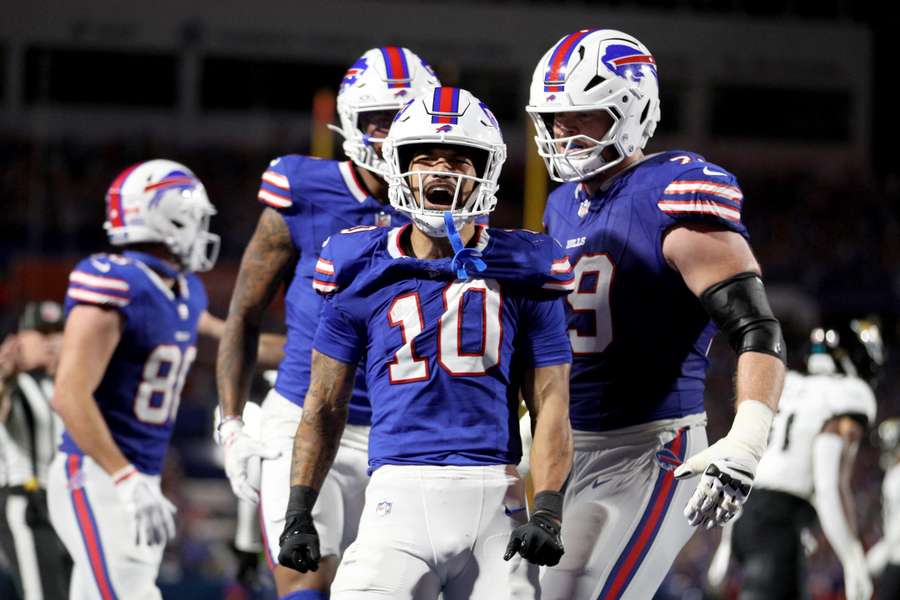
top-left (311, 224), bottom-right (574, 472)
top-left (543, 151), bottom-right (750, 432)
top-left (61, 251), bottom-right (207, 475)
top-left (257, 155), bottom-right (407, 425)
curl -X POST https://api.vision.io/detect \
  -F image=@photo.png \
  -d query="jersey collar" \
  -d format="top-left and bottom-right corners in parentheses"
top-left (338, 161), bottom-right (371, 203)
top-left (386, 224), bottom-right (489, 259)
top-left (124, 251), bottom-right (189, 300)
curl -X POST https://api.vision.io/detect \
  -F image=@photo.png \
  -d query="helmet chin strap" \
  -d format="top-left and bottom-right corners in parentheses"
top-left (443, 211), bottom-right (485, 281)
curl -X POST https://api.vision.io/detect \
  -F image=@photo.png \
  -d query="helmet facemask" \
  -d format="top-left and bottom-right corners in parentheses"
top-left (529, 105), bottom-right (629, 182)
top-left (148, 185), bottom-right (220, 272)
top-left (386, 141), bottom-right (501, 237)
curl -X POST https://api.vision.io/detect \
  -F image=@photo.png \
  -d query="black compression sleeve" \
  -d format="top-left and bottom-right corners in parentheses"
top-left (699, 272), bottom-right (786, 362)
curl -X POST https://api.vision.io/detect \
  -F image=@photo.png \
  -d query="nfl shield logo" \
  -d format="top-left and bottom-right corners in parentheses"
top-left (375, 211), bottom-right (392, 227)
top-left (577, 199), bottom-right (591, 219)
top-left (376, 501), bottom-right (392, 516)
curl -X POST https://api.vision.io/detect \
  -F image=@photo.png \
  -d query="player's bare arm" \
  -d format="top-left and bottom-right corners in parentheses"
top-left (50, 305), bottom-right (129, 475)
top-left (665, 223), bottom-right (786, 528)
top-left (278, 349), bottom-right (356, 574)
top-left (289, 350), bottom-right (355, 490)
top-left (199, 311), bottom-right (285, 369)
top-left (664, 224), bottom-right (785, 412)
top-left (217, 207), bottom-right (295, 418)
top-left (521, 363), bottom-right (573, 495)
top-left (504, 362), bottom-right (572, 568)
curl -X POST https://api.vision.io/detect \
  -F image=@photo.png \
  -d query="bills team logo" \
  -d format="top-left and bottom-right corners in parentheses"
top-left (145, 170), bottom-right (199, 209)
top-left (600, 42), bottom-right (657, 82)
top-left (340, 57), bottom-right (368, 92)
top-left (655, 448), bottom-right (683, 472)
top-left (435, 124), bottom-right (453, 133)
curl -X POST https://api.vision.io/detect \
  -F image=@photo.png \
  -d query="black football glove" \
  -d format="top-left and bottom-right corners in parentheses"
top-left (277, 485), bottom-right (321, 573)
top-left (503, 490), bottom-right (565, 567)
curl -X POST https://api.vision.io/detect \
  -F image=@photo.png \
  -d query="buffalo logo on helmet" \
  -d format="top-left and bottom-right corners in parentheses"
top-left (340, 57), bottom-right (368, 92)
top-left (435, 124), bottom-right (454, 133)
top-left (600, 42), bottom-right (657, 82)
top-left (144, 170), bottom-right (199, 209)
top-left (478, 102), bottom-right (499, 129)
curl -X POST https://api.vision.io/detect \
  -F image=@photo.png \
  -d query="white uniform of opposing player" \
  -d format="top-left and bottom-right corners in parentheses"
top-left (754, 372), bottom-right (876, 496)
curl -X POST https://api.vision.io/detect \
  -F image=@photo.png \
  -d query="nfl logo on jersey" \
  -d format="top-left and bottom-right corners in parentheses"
top-left (375, 211), bottom-right (392, 227)
top-left (577, 198), bottom-right (591, 218)
top-left (376, 501), bottom-right (392, 516)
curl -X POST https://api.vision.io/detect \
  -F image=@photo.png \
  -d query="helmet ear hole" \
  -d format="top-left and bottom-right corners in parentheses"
top-left (639, 101), bottom-right (650, 126)
top-left (583, 75), bottom-right (607, 93)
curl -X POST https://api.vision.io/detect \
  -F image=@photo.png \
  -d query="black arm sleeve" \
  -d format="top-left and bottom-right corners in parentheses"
top-left (699, 272), bottom-right (786, 362)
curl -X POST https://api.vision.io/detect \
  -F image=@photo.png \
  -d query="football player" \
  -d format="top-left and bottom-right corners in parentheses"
top-left (868, 417), bottom-right (900, 600)
top-left (215, 48), bottom-right (438, 600)
top-left (711, 322), bottom-right (881, 600)
top-left (46, 160), bottom-right (220, 600)
top-left (277, 87), bottom-right (574, 599)
top-left (526, 29), bottom-right (786, 599)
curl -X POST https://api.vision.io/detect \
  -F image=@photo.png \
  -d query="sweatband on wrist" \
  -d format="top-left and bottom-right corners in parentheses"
top-left (111, 464), bottom-right (137, 485)
top-left (534, 490), bottom-right (564, 520)
top-left (286, 485), bottom-right (319, 516)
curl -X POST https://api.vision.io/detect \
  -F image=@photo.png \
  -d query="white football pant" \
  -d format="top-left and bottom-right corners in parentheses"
top-left (257, 389), bottom-right (369, 567)
top-left (332, 464), bottom-right (539, 600)
top-left (47, 453), bottom-right (164, 600)
top-left (540, 414), bottom-right (707, 600)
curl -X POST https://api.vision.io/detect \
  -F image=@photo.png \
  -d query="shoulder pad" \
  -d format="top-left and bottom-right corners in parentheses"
top-left (827, 376), bottom-right (877, 427)
top-left (66, 254), bottom-right (137, 309)
top-left (257, 155), bottom-right (312, 211)
top-left (653, 154), bottom-right (746, 231)
top-left (313, 226), bottom-right (387, 295)
top-left (482, 228), bottom-right (574, 294)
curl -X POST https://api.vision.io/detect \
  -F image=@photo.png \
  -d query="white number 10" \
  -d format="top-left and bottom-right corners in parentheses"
top-left (388, 279), bottom-right (502, 383)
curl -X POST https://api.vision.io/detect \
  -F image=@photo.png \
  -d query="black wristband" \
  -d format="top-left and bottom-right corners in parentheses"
top-left (286, 485), bottom-right (318, 516)
top-left (533, 490), bottom-right (563, 521)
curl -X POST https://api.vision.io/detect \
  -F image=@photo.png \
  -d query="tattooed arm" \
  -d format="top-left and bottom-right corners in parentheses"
top-left (216, 208), bottom-right (295, 418)
top-left (289, 350), bottom-right (357, 490)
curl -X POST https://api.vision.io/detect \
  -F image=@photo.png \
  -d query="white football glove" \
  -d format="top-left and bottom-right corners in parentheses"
top-left (113, 465), bottom-right (176, 546)
top-left (674, 400), bottom-right (774, 529)
top-left (218, 416), bottom-right (281, 504)
top-left (842, 542), bottom-right (873, 600)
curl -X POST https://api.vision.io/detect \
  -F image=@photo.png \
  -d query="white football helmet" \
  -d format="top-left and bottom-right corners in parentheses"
top-left (330, 47), bottom-right (440, 177)
top-left (104, 159), bottom-right (220, 272)
top-left (526, 29), bottom-right (661, 182)
top-left (382, 87), bottom-right (506, 237)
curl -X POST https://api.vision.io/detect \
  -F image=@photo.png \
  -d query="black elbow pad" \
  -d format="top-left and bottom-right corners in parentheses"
top-left (699, 272), bottom-right (786, 362)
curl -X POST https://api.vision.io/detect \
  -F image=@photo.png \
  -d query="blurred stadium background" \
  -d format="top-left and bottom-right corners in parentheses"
top-left (2, 1), bottom-right (898, 598)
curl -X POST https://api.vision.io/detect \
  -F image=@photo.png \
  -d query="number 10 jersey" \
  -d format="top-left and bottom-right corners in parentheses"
top-left (312, 224), bottom-right (574, 473)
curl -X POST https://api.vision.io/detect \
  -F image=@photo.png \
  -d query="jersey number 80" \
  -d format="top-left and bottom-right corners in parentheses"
top-left (134, 345), bottom-right (197, 424)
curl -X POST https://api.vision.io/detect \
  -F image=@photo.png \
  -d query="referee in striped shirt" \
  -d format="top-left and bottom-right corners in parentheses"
top-left (0, 301), bottom-right (70, 600)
